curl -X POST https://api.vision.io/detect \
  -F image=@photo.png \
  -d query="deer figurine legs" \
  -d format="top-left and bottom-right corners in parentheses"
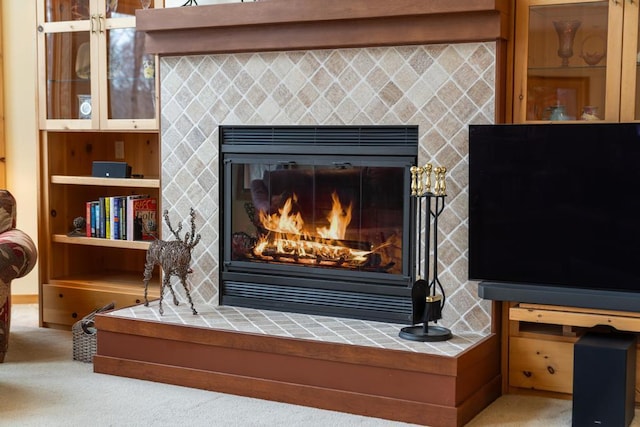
top-left (143, 266), bottom-right (197, 315)
top-left (142, 208), bottom-right (201, 315)
top-left (143, 258), bottom-right (154, 308)
top-left (179, 275), bottom-right (197, 315)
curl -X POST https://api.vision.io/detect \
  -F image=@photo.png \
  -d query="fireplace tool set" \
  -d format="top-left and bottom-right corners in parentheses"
top-left (399, 164), bottom-right (452, 342)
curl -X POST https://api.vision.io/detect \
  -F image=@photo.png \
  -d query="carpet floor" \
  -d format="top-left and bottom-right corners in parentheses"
top-left (1, 304), bottom-right (638, 426)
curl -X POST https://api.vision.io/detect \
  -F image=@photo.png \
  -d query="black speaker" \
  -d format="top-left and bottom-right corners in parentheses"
top-left (572, 332), bottom-right (637, 427)
top-left (92, 161), bottom-right (131, 178)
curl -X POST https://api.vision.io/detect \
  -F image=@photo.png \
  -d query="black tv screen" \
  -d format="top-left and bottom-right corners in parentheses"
top-left (468, 123), bottom-right (640, 297)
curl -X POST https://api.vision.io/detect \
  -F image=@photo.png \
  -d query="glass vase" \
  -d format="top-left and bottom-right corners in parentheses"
top-left (553, 20), bottom-right (581, 67)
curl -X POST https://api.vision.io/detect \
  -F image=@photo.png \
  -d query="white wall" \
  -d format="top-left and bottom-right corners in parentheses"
top-left (2, 2), bottom-right (40, 296)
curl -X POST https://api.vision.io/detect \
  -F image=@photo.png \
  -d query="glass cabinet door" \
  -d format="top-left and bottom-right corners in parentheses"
top-left (513, 0), bottom-right (623, 122)
top-left (38, 0), bottom-right (159, 130)
top-left (39, 1), bottom-right (95, 128)
top-left (101, 2), bottom-right (157, 129)
top-left (104, 26), bottom-right (156, 123)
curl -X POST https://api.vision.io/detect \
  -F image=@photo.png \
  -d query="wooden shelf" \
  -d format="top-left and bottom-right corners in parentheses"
top-left (51, 175), bottom-right (160, 188)
top-left (52, 234), bottom-right (151, 250)
top-left (48, 271), bottom-right (159, 292)
top-left (510, 303), bottom-right (640, 333)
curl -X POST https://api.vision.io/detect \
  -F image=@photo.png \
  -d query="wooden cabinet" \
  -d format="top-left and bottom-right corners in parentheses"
top-left (36, 0), bottom-right (158, 131)
top-left (513, 0), bottom-right (640, 122)
top-left (37, 0), bottom-right (163, 328)
top-left (505, 303), bottom-right (640, 403)
top-left (39, 131), bottom-right (161, 328)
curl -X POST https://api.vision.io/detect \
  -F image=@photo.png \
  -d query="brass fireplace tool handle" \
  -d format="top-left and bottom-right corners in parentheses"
top-left (410, 163), bottom-right (446, 196)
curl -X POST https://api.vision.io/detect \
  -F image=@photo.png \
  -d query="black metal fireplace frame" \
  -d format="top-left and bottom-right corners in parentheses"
top-left (219, 125), bottom-right (418, 323)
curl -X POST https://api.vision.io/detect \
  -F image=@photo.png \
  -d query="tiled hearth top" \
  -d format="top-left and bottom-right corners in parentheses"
top-left (108, 302), bottom-right (488, 357)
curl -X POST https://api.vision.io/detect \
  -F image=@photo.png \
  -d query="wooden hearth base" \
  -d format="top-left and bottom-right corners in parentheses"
top-left (93, 314), bottom-right (501, 427)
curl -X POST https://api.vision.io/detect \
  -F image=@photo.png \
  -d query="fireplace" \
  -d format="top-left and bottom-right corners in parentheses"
top-left (220, 125), bottom-right (418, 323)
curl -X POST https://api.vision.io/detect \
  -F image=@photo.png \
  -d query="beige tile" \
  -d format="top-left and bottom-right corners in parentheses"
top-left (159, 43), bottom-right (496, 336)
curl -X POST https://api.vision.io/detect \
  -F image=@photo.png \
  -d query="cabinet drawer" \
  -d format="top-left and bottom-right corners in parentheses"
top-left (42, 284), bottom-right (153, 327)
top-left (509, 336), bottom-right (574, 394)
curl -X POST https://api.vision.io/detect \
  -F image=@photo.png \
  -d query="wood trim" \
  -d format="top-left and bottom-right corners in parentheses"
top-left (96, 355), bottom-right (461, 425)
top-left (619, 0), bottom-right (639, 121)
top-left (510, 305), bottom-right (640, 333)
top-left (11, 294), bottom-right (38, 304)
top-left (95, 314), bottom-right (501, 427)
top-left (136, 0), bottom-right (511, 56)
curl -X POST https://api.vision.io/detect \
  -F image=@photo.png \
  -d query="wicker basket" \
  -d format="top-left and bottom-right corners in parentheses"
top-left (72, 302), bottom-right (115, 363)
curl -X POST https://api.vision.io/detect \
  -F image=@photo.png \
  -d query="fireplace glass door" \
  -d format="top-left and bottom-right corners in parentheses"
top-left (220, 126), bottom-right (417, 322)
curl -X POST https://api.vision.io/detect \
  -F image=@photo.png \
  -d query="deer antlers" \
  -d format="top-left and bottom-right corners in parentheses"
top-left (162, 207), bottom-right (201, 249)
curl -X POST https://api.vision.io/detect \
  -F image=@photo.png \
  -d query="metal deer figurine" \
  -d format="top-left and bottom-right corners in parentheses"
top-left (143, 208), bottom-right (201, 315)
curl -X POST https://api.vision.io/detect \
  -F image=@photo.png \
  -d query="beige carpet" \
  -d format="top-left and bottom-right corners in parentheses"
top-left (1, 304), bottom-right (638, 426)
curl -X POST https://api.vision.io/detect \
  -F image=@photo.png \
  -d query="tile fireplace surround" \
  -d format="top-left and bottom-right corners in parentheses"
top-left (155, 42), bottom-right (495, 334)
top-left (95, 2), bottom-right (508, 426)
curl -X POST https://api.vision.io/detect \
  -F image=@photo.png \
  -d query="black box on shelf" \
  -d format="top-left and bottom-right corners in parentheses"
top-left (91, 161), bottom-right (131, 178)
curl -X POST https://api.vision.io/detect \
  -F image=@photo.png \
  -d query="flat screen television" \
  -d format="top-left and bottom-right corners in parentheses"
top-left (468, 123), bottom-right (640, 312)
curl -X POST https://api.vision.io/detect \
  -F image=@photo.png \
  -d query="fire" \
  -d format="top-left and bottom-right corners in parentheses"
top-left (253, 191), bottom-right (371, 265)
top-left (317, 192), bottom-right (352, 239)
top-left (258, 194), bottom-right (306, 236)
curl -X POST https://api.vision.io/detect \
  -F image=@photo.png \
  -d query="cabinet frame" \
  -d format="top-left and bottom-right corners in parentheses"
top-left (36, 0), bottom-right (159, 131)
top-left (512, 0), bottom-right (626, 122)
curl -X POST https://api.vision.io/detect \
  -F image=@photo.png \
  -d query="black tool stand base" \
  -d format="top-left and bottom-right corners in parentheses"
top-left (399, 324), bottom-right (452, 342)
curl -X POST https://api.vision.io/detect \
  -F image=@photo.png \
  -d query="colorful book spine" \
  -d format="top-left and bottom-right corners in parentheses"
top-left (119, 196), bottom-right (127, 240)
top-left (98, 197), bottom-right (106, 238)
top-left (85, 201), bottom-right (92, 237)
top-left (126, 194), bottom-right (149, 241)
top-left (105, 197), bottom-right (111, 239)
top-left (111, 196), bottom-right (120, 240)
top-left (132, 197), bottom-right (158, 241)
top-left (91, 201), bottom-right (99, 237)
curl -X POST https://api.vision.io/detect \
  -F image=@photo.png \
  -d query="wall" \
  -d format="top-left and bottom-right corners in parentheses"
top-left (159, 44), bottom-right (496, 334)
top-left (2, 2), bottom-right (39, 296)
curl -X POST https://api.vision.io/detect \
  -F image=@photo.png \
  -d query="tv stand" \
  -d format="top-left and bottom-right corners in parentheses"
top-left (503, 302), bottom-right (640, 401)
top-left (479, 282), bottom-right (640, 314)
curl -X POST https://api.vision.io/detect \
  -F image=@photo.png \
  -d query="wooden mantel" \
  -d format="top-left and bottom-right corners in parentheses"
top-left (136, 0), bottom-right (511, 56)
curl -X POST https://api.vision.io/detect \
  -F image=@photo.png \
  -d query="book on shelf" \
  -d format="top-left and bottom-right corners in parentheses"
top-left (110, 196), bottom-right (127, 240)
top-left (86, 195), bottom-right (156, 241)
top-left (132, 197), bottom-right (158, 241)
top-left (119, 196), bottom-right (126, 240)
top-left (98, 197), bottom-right (107, 238)
top-left (126, 194), bottom-right (149, 241)
top-left (86, 201), bottom-right (99, 237)
top-left (85, 201), bottom-right (92, 237)
top-left (105, 197), bottom-right (111, 239)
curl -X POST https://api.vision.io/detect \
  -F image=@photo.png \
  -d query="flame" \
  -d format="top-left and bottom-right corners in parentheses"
top-left (259, 194), bottom-right (306, 236)
top-left (253, 191), bottom-right (370, 265)
top-left (317, 192), bottom-right (352, 239)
